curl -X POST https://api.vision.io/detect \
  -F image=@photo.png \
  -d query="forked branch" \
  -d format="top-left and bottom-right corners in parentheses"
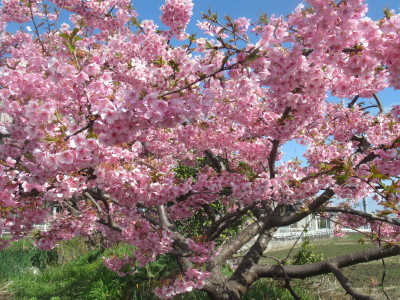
top-left (253, 246), bottom-right (400, 279)
top-left (326, 263), bottom-right (375, 300)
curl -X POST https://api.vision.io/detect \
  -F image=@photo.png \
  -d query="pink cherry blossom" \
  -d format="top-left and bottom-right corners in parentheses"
top-left (57, 151), bottom-right (76, 165)
top-left (1, 1), bottom-right (400, 298)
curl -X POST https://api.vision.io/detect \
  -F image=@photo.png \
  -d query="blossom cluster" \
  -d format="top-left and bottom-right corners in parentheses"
top-left (154, 268), bottom-right (211, 299)
top-left (160, 0), bottom-right (194, 39)
top-left (0, 0), bottom-right (400, 297)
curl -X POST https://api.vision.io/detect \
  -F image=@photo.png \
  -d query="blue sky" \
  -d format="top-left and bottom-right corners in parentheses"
top-left (134, 0), bottom-right (400, 30)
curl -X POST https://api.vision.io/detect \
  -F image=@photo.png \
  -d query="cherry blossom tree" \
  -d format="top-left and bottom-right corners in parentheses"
top-left (1, 0), bottom-right (400, 299)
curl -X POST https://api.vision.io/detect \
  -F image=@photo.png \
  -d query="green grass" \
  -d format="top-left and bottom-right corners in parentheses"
top-left (262, 234), bottom-right (375, 262)
top-left (0, 238), bottom-right (58, 279)
top-left (2, 234), bottom-right (399, 299)
top-left (243, 279), bottom-right (314, 300)
top-left (2, 238), bottom-right (209, 300)
top-left (7, 247), bottom-right (125, 299)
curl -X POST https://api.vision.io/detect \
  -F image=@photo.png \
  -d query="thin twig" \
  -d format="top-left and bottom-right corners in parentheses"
top-left (353, 174), bottom-right (391, 200)
top-left (377, 224), bottom-right (391, 300)
top-left (283, 216), bottom-right (315, 264)
top-left (317, 214), bottom-right (400, 248)
top-left (209, 15), bottom-right (250, 43)
top-left (159, 62), bottom-right (239, 98)
top-left (263, 255), bottom-right (283, 264)
top-left (372, 94), bottom-right (384, 113)
top-left (84, 192), bottom-right (108, 215)
top-left (28, 0), bottom-right (48, 55)
top-left (295, 169), bottom-right (333, 185)
top-left (64, 116), bottom-right (97, 141)
top-left (321, 206), bottom-right (400, 227)
top-left (206, 202), bottom-right (257, 240)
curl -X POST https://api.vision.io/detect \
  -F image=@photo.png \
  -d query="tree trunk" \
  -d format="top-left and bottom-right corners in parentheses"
top-left (202, 269), bottom-right (244, 300)
top-left (204, 282), bottom-right (242, 300)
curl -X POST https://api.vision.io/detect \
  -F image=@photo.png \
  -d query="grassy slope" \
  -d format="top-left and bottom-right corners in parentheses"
top-left (2, 234), bottom-right (399, 299)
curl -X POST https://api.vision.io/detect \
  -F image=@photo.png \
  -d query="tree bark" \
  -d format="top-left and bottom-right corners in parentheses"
top-left (203, 246), bottom-right (400, 300)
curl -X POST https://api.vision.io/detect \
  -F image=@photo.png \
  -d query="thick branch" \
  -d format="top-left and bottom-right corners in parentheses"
top-left (84, 192), bottom-right (107, 215)
top-left (326, 263), bottom-right (375, 300)
top-left (84, 191), bottom-right (123, 232)
top-left (0, 132), bottom-right (11, 140)
top-left (308, 189), bottom-right (335, 211)
top-left (137, 207), bottom-right (160, 226)
top-left (347, 95), bottom-right (360, 109)
top-left (202, 204), bottom-right (218, 223)
top-left (61, 198), bottom-right (81, 216)
top-left (206, 202), bottom-right (257, 240)
top-left (156, 205), bottom-right (194, 271)
top-left (268, 139), bottom-right (280, 179)
top-left (175, 191), bottom-right (218, 203)
top-left (209, 210), bottom-right (282, 270)
top-left (284, 279), bottom-right (302, 300)
top-left (98, 190), bottom-right (163, 226)
top-left (97, 189), bottom-right (161, 226)
top-left (356, 152), bottom-right (378, 168)
top-left (351, 135), bottom-right (371, 153)
top-left (208, 218), bottom-right (266, 270)
top-left (175, 190), bottom-right (194, 202)
top-left (97, 219), bottom-right (123, 232)
top-left (97, 190), bottom-right (120, 205)
top-left (229, 228), bottom-right (277, 295)
top-left (204, 149), bottom-right (228, 173)
top-left (157, 204), bottom-right (173, 229)
top-left (279, 189), bottom-right (335, 226)
top-left (253, 246), bottom-right (400, 279)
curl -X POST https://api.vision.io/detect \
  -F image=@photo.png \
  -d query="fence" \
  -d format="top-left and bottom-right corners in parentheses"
top-left (274, 228), bottom-right (333, 240)
top-left (241, 227), bottom-right (371, 252)
top-left (0, 223), bottom-right (50, 238)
